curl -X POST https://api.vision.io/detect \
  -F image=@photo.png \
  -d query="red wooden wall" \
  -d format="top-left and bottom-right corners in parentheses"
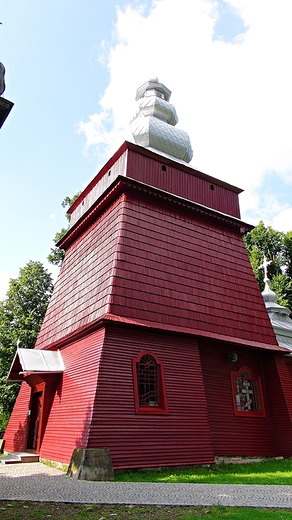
top-left (199, 341), bottom-right (282, 457)
top-left (35, 197), bottom-right (126, 349)
top-left (6, 143), bottom-right (289, 469)
top-left (87, 325), bottom-right (214, 469)
top-left (264, 355), bottom-right (292, 457)
top-left (126, 147), bottom-right (241, 218)
top-left (4, 383), bottom-right (31, 452)
top-left (36, 182), bottom-right (273, 354)
top-left (6, 324), bottom-right (291, 466)
top-left (39, 328), bottom-right (105, 463)
top-left (69, 142), bottom-right (242, 227)
top-left (4, 329), bottom-right (105, 463)
top-left (109, 194), bottom-right (278, 347)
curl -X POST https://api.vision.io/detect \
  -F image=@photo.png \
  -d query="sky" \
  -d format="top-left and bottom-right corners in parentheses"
top-left (0, 0), bottom-right (292, 299)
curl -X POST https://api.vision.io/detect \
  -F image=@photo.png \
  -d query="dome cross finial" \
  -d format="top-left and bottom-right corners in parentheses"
top-left (259, 255), bottom-right (272, 283)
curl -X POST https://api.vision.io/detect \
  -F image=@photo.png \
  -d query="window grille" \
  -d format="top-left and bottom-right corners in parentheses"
top-left (231, 367), bottom-right (265, 417)
top-left (132, 351), bottom-right (168, 415)
top-left (137, 355), bottom-right (159, 407)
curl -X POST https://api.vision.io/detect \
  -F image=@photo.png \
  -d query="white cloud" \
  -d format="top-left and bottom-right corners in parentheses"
top-left (272, 208), bottom-right (292, 233)
top-left (79, 0), bottom-right (292, 227)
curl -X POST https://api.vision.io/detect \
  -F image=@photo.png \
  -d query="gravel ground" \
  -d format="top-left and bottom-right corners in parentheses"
top-left (1, 462), bottom-right (292, 508)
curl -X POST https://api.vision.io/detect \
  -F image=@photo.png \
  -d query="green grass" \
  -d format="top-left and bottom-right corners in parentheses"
top-left (115, 458), bottom-right (292, 485)
top-left (1, 502), bottom-right (292, 519)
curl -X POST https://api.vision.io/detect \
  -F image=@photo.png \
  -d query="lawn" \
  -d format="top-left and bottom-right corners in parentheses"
top-left (115, 458), bottom-right (292, 485)
top-left (1, 502), bottom-right (292, 519)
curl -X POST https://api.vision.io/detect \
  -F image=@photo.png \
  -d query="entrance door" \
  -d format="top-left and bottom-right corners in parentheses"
top-left (27, 384), bottom-right (45, 452)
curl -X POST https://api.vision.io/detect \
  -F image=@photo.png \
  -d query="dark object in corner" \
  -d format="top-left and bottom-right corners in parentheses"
top-left (0, 438), bottom-right (5, 454)
top-left (0, 96), bottom-right (14, 128)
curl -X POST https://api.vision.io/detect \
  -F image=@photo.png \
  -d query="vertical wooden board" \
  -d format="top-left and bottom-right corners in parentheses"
top-left (35, 198), bottom-right (126, 349)
top-left (126, 149), bottom-right (241, 218)
top-left (87, 325), bottom-right (214, 469)
top-left (109, 196), bottom-right (277, 346)
top-left (200, 342), bottom-right (274, 457)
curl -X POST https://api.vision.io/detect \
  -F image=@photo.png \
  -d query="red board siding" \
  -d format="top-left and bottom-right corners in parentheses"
top-left (200, 342), bottom-right (274, 457)
top-left (36, 187), bottom-right (276, 352)
top-left (126, 149), bottom-right (241, 218)
top-left (264, 355), bottom-right (292, 457)
top-left (4, 383), bottom-right (31, 452)
top-left (69, 143), bottom-right (242, 226)
top-left (39, 329), bottom-right (105, 464)
top-left (109, 195), bottom-right (277, 346)
top-left (35, 198), bottom-right (126, 349)
top-left (87, 325), bottom-right (214, 469)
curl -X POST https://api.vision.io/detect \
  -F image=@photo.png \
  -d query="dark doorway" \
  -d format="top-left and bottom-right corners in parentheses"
top-left (27, 384), bottom-right (45, 452)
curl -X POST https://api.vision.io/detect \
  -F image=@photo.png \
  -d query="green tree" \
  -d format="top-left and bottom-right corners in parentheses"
top-left (47, 192), bottom-right (81, 267)
top-left (283, 231), bottom-right (292, 279)
top-left (243, 221), bottom-right (292, 311)
top-left (0, 261), bottom-right (53, 432)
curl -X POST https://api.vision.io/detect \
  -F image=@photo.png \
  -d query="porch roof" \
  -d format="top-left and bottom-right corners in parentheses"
top-left (6, 348), bottom-right (65, 382)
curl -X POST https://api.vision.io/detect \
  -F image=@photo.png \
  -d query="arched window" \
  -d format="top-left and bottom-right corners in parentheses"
top-left (231, 366), bottom-right (265, 417)
top-left (132, 351), bottom-right (168, 415)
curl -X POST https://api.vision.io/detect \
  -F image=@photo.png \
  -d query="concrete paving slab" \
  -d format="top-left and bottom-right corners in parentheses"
top-left (0, 452), bottom-right (39, 464)
top-left (0, 462), bottom-right (292, 508)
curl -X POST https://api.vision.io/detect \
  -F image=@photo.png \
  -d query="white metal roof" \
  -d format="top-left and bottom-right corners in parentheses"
top-left (262, 282), bottom-right (292, 352)
top-left (7, 348), bottom-right (65, 381)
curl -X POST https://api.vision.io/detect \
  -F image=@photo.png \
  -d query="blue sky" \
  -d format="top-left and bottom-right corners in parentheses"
top-left (1, 0), bottom-right (292, 298)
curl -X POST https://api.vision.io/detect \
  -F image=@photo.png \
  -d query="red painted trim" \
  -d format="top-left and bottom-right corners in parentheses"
top-left (132, 350), bottom-right (169, 415)
top-left (230, 366), bottom-right (266, 418)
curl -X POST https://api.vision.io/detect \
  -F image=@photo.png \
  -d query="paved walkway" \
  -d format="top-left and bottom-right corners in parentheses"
top-left (1, 462), bottom-right (292, 508)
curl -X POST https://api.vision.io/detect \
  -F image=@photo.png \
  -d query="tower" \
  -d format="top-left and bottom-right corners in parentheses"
top-left (5, 80), bottom-right (292, 469)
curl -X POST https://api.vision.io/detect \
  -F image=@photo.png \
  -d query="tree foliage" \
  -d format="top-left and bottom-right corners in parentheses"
top-left (0, 261), bottom-right (53, 429)
top-left (47, 192), bottom-right (81, 267)
top-left (243, 221), bottom-right (292, 311)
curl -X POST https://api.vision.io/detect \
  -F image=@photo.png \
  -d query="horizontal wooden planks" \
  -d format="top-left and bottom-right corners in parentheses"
top-left (199, 342), bottom-right (274, 457)
top-left (87, 325), bottom-right (214, 469)
top-left (263, 355), bottom-right (292, 457)
top-left (4, 383), bottom-right (31, 452)
top-left (39, 329), bottom-right (105, 463)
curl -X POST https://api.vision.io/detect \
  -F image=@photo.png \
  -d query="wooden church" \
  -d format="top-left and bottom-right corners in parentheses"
top-left (4, 79), bottom-right (292, 469)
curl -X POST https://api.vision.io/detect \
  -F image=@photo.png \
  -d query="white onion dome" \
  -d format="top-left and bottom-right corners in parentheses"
top-left (262, 282), bottom-right (278, 305)
top-left (131, 78), bottom-right (193, 163)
